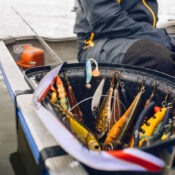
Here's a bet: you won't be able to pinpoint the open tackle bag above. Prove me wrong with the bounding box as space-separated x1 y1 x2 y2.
32 62 175 174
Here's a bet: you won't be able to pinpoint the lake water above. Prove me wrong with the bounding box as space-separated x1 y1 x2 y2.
0 1 175 175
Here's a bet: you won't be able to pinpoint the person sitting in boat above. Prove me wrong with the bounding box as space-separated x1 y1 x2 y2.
74 0 175 76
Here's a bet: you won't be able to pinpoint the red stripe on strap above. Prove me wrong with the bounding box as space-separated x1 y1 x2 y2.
39 77 57 102
107 150 162 172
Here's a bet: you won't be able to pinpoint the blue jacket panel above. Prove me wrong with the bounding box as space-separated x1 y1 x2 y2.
74 0 174 51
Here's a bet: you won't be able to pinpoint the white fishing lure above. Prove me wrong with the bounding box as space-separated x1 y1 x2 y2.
91 77 106 112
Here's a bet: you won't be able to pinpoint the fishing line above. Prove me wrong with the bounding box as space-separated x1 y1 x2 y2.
11 6 63 64
71 95 126 113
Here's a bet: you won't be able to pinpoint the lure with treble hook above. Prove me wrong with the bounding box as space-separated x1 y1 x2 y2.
130 85 157 147
56 75 69 110
65 111 101 151
113 86 144 150
130 101 155 147
120 82 130 110
95 74 115 139
50 85 57 104
103 86 144 151
110 83 122 128
91 76 106 114
64 74 84 123
139 108 167 147
85 58 100 89
51 102 101 151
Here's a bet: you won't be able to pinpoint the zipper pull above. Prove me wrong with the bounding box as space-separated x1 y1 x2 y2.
83 33 95 50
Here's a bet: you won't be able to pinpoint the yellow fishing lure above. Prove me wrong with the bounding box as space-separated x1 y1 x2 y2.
139 108 167 146
65 111 101 151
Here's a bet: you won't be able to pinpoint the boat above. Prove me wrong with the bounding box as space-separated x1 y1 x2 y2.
1 4 175 175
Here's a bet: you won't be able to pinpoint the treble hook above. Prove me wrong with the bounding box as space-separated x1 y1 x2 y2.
141 79 145 93
162 92 169 108
145 82 157 108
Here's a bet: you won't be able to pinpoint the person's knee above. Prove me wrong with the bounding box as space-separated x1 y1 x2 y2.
122 40 175 75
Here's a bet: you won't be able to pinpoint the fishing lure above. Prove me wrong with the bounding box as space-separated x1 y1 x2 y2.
150 107 171 142
131 101 155 147
113 86 144 150
51 102 101 151
85 58 100 89
103 87 144 150
89 58 100 77
130 83 157 147
139 108 167 147
56 75 69 110
95 74 115 139
91 76 106 114
64 74 84 123
120 82 130 110
110 83 122 128
85 59 92 89
50 85 57 104
67 113 101 151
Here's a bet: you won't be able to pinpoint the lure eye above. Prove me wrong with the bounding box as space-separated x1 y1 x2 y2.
88 140 101 151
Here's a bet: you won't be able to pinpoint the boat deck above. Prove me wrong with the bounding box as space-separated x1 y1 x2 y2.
1 1 175 175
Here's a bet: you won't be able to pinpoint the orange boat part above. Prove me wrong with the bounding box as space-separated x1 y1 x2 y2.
16 45 44 69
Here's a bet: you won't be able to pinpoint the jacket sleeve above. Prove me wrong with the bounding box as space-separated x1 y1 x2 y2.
79 0 161 37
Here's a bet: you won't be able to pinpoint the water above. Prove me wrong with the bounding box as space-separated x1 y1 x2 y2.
157 0 175 27
0 1 175 175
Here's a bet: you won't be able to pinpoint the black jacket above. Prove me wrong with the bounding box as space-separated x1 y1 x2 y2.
74 0 175 62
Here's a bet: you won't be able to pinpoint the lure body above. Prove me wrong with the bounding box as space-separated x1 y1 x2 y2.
130 101 155 147
50 86 57 104
103 91 141 150
95 86 113 139
66 112 101 151
52 102 101 152
111 85 122 125
139 108 167 146
95 75 115 139
65 75 84 123
120 84 130 109
114 90 143 149
85 59 92 89
85 58 100 89
56 75 69 110
91 77 106 113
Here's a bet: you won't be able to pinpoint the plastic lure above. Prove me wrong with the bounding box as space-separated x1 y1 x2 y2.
89 58 100 77
103 89 143 150
113 87 144 150
91 76 106 113
85 58 100 89
120 82 130 109
131 101 155 147
139 108 167 147
56 75 69 110
62 109 101 151
150 108 171 142
50 85 57 104
95 74 115 139
110 84 122 127
85 59 92 89
64 74 84 123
